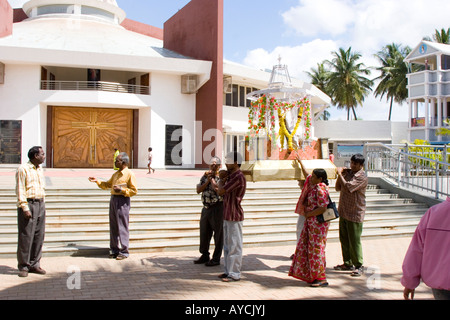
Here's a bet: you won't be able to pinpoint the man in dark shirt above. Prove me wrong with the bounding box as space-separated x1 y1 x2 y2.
217 152 246 282
194 156 223 266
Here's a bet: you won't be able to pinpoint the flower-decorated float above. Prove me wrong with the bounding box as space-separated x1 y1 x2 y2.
241 60 336 182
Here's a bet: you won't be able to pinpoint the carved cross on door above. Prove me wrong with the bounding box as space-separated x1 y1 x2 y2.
71 112 115 164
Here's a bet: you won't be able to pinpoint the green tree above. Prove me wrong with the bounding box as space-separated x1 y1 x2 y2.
306 62 332 120
326 47 374 120
424 28 450 44
373 43 412 120
436 119 450 136
306 62 331 95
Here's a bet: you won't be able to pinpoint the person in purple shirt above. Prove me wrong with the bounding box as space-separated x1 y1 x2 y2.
217 152 246 282
401 197 450 300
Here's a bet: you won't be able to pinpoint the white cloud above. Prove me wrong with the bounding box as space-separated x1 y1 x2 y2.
282 0 355 37
242 0 450 121
243 39 339 82
283 0 450 55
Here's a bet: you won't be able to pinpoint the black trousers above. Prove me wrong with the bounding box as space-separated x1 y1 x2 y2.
17 200 46 271
199 202 224 262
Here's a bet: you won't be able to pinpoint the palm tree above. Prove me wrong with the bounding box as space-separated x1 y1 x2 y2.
306 62 331 96
317 109 331 120
306 62 332 120
424 28 450 44
373 43 412 120
326 47 373 120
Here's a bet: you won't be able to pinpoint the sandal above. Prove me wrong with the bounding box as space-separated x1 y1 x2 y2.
333 264 354 271
222 276 240 282
311 280 329 287
351 266 364 277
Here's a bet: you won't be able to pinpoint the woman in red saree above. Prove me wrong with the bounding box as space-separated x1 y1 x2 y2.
289 168 330 287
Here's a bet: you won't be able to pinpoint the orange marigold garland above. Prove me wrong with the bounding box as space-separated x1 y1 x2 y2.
248 95 311 151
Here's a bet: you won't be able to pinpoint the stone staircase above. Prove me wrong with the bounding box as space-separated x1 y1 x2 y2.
0 184 428 258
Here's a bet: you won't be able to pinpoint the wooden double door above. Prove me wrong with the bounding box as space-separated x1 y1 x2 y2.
51 107 134 168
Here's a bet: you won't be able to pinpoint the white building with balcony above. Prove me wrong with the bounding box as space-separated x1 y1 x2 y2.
0 0 330 168
0 0 215 168
405 40 450 144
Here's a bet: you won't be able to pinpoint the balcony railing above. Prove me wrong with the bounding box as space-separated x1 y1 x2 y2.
41 80 150 95
407 70 450 97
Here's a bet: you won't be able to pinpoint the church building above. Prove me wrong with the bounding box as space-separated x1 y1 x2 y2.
0 0 330 169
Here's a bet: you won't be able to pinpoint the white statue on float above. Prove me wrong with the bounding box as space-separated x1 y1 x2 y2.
242 58 336 182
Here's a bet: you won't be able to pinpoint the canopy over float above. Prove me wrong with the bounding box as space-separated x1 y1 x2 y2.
240 58 336 182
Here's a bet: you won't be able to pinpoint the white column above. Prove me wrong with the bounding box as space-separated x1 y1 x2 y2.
437 97 443 127
408 100 412 129
414 100 419 118
430 98 436 127
443 97 449 119
425 72 429 96
444 97 448 124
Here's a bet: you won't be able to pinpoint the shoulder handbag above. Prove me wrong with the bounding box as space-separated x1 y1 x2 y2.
317 194 339 223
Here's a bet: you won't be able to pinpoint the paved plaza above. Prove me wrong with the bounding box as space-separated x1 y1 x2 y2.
0 167 435 302
0 236 434 301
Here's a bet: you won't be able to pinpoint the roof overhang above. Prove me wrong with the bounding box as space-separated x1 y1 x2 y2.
405 40 450 64
0 45 212 86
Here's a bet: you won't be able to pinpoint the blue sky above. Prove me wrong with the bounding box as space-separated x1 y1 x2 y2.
115 0 300 62
9 0 450 121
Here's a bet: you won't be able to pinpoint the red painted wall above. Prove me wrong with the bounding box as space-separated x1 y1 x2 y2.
121 18 163 40
163 0 224 168
13 8 28 23
0 0 13 38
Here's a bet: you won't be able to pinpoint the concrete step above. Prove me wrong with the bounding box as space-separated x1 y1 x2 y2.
0 222 421 258
0 193 404 204
0 196 427 215
0 206 427 227
0 184 428 257
0 211 423 238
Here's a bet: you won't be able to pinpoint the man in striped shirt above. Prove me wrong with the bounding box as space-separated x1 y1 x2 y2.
334 154 368 277
15 146 47 278
217 152 246 282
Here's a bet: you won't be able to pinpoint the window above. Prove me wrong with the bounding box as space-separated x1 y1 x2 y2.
165 125 183 166
442 55 450 70
226 134 245 158
232 85 239 107
37 5 74 15
81 6 114 21
239 86 245 106
224 85 260 108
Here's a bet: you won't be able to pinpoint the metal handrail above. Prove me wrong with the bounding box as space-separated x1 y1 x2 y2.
40 80 151 95
364 142 449 199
